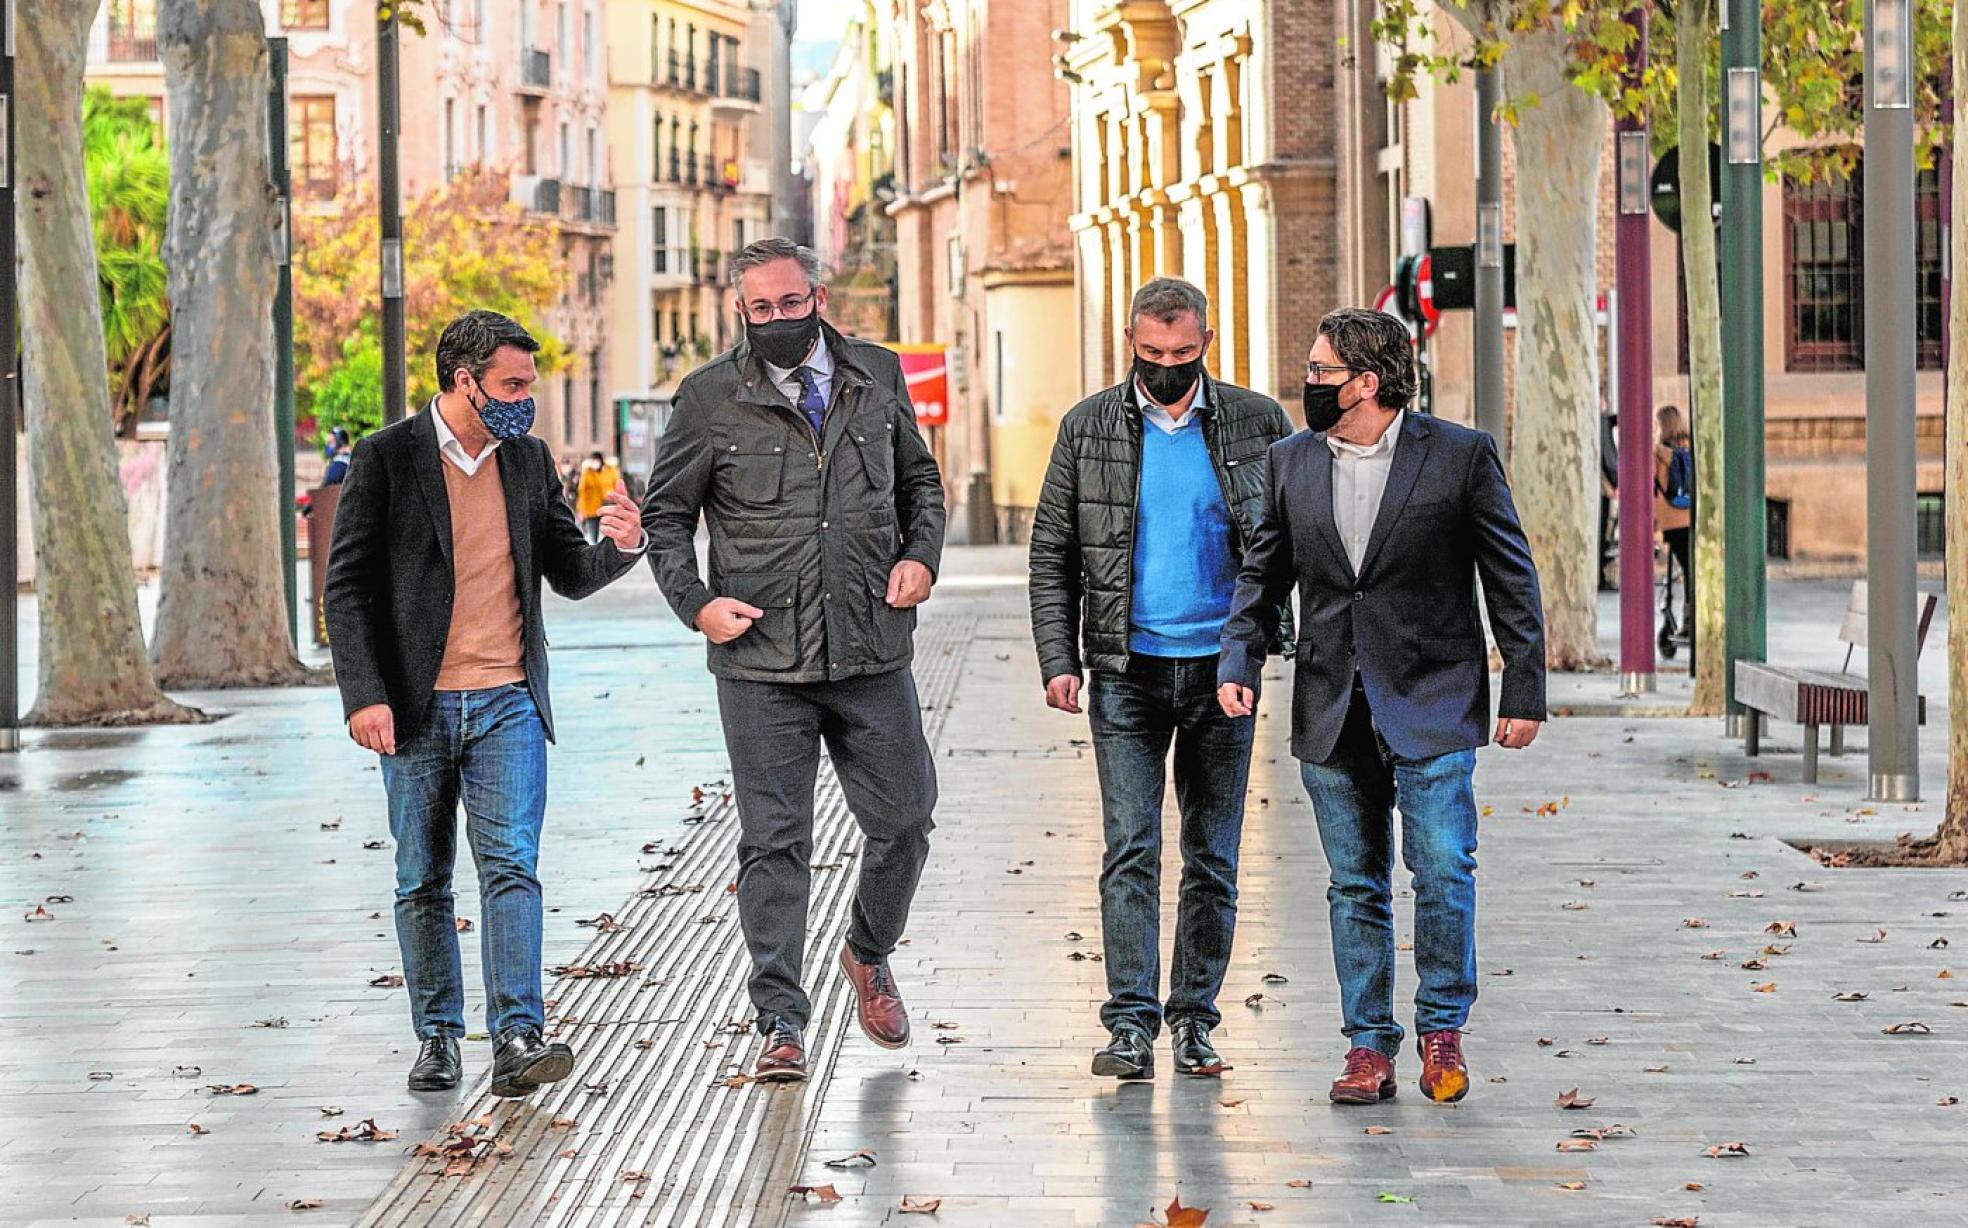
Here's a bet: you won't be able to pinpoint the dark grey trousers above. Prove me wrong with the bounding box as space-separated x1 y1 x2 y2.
715 668 937 1031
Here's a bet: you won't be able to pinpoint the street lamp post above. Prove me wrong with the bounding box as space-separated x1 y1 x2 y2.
1720 0 1767 731
269 37 298 647
0 0 18 755
1615 7 1655 694
1863 0 1921 801
378 6 407 425
1474 63 1506 452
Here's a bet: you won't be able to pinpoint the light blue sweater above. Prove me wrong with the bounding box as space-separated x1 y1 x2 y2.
1129 417 1238 657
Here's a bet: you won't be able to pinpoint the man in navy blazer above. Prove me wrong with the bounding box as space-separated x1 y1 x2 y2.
1218 307 1545 1106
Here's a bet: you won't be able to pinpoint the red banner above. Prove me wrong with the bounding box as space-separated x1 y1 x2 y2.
889 344 949 428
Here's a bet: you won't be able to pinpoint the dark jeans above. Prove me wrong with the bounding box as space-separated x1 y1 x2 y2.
717 668 937 1032
1088 653 1256 1038
1297 688 1479 1059
380 683 548 1039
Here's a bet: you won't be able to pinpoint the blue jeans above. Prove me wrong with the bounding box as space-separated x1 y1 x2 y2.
1298 689 1479 1059
1089 653 1256 1038
380 684 548 1039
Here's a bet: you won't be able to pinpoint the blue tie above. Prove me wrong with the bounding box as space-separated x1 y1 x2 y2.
794 365 826 438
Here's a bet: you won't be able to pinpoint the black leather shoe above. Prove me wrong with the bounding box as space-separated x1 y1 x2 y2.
1091 1026 1154 1080
1170 1020 1229 1076
407 1036 462 1091
490 1026 575 1098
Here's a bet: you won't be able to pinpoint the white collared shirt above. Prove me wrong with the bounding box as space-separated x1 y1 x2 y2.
1327 411 1404 575
761 336 833 409
1133 375 1208 436
430 397 499 476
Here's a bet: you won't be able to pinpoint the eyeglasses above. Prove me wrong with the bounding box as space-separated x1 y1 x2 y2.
740 289 818 325
1305 362 1359 381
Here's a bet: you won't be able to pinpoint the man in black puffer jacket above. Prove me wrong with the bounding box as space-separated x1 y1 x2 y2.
1028 277 1294 1081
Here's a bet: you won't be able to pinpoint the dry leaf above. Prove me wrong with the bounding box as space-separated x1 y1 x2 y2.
1555 1088 1595 1109
1765 921 1798 937
187 1122 209 1136
1701 951 1725 961
206 1083 258 1096
822 1148 878 1170
287 1199 324 1211
1651 1219 1700 1228
1555 1181 1586 1191
1832 991 1869 1002
1859 929 1889 944
1704 1141 1750 1158
1645 1064 1671 1073
1882 1021 1932 1035
1164 1197 1210 1227
1556 1138 1598 1152
368 973 405 988
1751 982 1777 993
1586 1036 1609 1046
1286 1179 1313 1189
1218 1098 1247 1108
1363 1125 1392 1135
1247 1201 1276 1212
317 1118 397 1143
899 1197 942 1214
1681 918 1709 929
789 1183 843 1204
1937 1096 1959 1106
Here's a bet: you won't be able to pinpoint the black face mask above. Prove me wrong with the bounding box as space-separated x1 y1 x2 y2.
1303 375 1363 433
746 312 823 370
1133 355 1203 407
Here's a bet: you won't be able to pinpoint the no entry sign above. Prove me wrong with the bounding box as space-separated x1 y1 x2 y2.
890 344 950 428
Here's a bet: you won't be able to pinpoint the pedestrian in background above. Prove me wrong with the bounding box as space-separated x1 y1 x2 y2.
324 310 646 1099
575 451 612 543
322 427 353 486
640 238 946 1084
1028 277 1293 1082
1653 404 1695 654
1219 307 1547 1107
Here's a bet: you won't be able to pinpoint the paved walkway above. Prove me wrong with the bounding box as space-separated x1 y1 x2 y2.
3 561 1963 1227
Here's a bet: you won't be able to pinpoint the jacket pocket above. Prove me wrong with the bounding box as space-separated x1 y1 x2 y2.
865 575 917 661
718 444 786 506
849 417 895 496
715 572 800 671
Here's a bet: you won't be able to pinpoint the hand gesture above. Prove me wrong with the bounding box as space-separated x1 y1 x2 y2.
598 489 643 551
696 597 765 644
1494 717 1541 749
349 703 397 755
1217 683 1255 719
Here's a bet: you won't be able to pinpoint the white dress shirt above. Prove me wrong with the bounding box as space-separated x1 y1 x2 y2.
427 398 646 553
429 397 500 476
1327 411 1404 575
761 335 833 408
1132 375 1207 435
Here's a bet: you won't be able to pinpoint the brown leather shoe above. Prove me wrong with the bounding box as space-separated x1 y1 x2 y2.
1329 1046 1397 1104
754 1021 808 1083
1418 1029 1469 1103
838 943 910 1049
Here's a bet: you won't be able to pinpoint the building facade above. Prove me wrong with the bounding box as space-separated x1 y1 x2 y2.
800 2 899 344
884 0 1077 543
1062 0 1339 413
605 0 783 481
89 0 621 465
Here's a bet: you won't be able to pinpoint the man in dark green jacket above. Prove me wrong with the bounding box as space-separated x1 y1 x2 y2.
640 238 946 1083
1027 277 1294 1081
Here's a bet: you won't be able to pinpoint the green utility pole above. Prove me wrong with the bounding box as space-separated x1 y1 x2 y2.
1719 0 1766 728
269 37 298 646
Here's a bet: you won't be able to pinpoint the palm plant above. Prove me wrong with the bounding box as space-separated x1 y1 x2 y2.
83 86 172 435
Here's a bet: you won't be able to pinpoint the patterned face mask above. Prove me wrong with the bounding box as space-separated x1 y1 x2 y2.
468 377 537 440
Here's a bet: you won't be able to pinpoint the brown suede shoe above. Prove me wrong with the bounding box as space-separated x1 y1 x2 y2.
838 943 911 1049
1418 1029 1469 1103
754 1021 808 1083
1329 1046 1398 1104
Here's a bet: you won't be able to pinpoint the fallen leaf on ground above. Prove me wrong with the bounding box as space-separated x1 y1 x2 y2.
932 1020 961 1030
368 973 405 988
317 1118 397 1143
1734 1056 1757 1064
1832 992 1869 1002
1219 1098 1246 1108
319 1106 344 1117
552 962 643 979
187 1122 208 1135
1741 959 1768 971
287 1199 323 1211
1561 901 1590 911
1882 1021 1932 1035
1556 1138 1598 1152
1586 1036 1609 1046
935 1035 965 1045
1931 937 1951 949
1729 890 1765 899
1704 1141 1750 1158
1556 1088 1595 1109
1651 1219 1700 1228
1247 1200 1276 1211
1286 1179 1313 1189
1789 881 1824 893
1555 1181 1586 1190
1682 918 1709 929
1262 973 1289 984
454 917 474 932
206 1084 258 1096
899 1197 942 1214
1364 1125 1392 1135
1765 921 1798 937
1701 951 1725 960
1762 944 1793 956
1859 929 1889 943
1490 968 1514 977
1645 1064 1671 1073
1751 982 1777 993
1684 1182 1704 1191
1536 1037 1555 1047
822 1148 878 1170
1938 1096 1959 1106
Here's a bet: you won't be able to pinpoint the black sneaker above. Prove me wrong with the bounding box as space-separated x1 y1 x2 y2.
1091 1025 1154 1080
407 1036 462 1091
490 1026 575 1098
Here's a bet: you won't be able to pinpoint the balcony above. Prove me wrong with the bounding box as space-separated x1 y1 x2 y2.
652 247 692 288
708 156 738 193
683 156 700 187
520 47 552 92
695 249 724 286
105 28 158 62
711 66 763 113
598 189 617 226
666 150 682 182
663 48 682 88
561 186 618 231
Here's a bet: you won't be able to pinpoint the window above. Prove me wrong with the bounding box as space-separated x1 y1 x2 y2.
282 0 329 30
557 2 569 57
653 206 669 272
560 121 571 182
105 0 158 60
290 95 338 199
562 376 576 446
1766 498 1791 561
1916 493 1945 558
587 127 599 188
476 104 490 164
585 9 596 80
443 98 456 178
1784 162 1945 372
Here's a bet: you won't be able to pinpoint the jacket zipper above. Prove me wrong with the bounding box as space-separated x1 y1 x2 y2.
1198 390 1246 552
